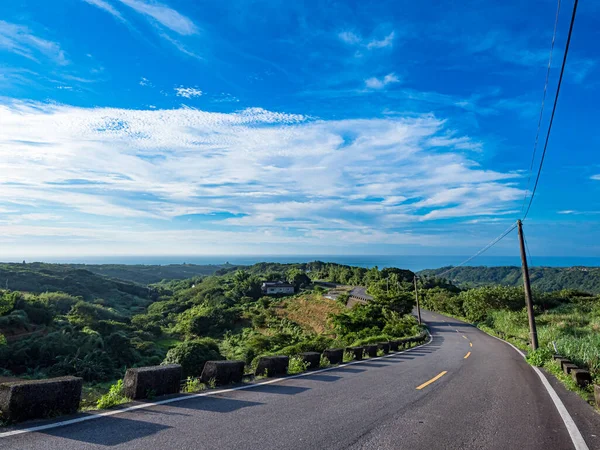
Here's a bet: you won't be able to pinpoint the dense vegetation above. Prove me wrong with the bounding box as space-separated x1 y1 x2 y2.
1 262 228 288
0 261 421 392
419 266 600 294
417 277 600 384
3 260 597 406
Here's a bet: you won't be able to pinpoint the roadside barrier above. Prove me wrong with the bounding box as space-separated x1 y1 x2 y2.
364 345 378 357
0 376 82 423
347 346 364 360
377 343 390 354
322 349 343 365
255 356 289 377
123 364 182 400
200 361 245 386
298 352 321 370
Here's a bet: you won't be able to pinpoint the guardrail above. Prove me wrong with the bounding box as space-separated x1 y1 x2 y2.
0 331 430 424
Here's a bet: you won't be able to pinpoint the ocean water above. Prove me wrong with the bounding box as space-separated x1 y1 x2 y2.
25 255 600 272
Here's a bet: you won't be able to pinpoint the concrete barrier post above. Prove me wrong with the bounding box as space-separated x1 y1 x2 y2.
377 343 390 354
200 361 245 386
365 345 378 357
323 349 343 365
594 385 600 407
0 376 82 423
389 341 399 352
299 352 321 370
347 347 364 361
562 363 578 375
571 369 592 387
123 364 182 400
255 356 289 377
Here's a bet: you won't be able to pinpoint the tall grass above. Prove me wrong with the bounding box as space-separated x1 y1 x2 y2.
485 304 600 382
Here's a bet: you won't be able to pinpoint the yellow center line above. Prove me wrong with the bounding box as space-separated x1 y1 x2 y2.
464 351 471 359
470 342 473 347
462 335 468 339
416 371 448 390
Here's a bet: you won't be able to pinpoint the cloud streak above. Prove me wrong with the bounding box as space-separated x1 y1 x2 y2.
117 0 198 35
0 20 68 65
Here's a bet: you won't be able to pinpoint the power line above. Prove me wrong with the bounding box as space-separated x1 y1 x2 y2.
524 233 534 268
523 0 579 220
520 0 562 216
436 222 518 279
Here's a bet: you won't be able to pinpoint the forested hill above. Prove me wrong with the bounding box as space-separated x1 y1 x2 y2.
418 266 600 294
0 263 157 315
66 263 228 284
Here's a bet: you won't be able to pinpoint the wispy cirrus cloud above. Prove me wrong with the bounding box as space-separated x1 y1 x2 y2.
366 31 395 49
0 101 524 255
81 0 127 23
591 174 600 181
0 20 68 65
117 0 198 35
339 30 396 51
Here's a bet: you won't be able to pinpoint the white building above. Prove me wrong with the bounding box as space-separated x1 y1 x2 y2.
262 281 295 295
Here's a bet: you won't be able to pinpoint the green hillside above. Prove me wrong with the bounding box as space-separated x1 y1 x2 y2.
418 266 600 294
0 263 157 315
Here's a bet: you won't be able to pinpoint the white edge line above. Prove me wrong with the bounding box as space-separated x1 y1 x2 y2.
480 329 589 450
0 332 434 439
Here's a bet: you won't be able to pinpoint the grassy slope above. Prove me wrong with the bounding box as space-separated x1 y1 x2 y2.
274 293 344 334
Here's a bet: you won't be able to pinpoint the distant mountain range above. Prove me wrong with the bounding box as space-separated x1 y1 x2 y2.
418 266 600 294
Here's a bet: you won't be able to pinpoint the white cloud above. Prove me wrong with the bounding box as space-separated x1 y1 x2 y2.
367 31 395 49
0 101 523 253
82 0 126 23
339 30 395 50
117 0 198 35
175 86 202 98
338 31 361 45
365 73 400 90
0 20 68 65
139 77 152 86
591 174 600 181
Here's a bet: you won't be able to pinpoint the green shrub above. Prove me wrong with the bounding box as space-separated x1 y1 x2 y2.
343 350 354 363
525 347 553 367
183 377 205 393
288 356 310 375
163 338 224 378
319 355 331 368
96 380 129 409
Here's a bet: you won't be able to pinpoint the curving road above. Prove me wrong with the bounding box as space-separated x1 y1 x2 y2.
1 310 597 449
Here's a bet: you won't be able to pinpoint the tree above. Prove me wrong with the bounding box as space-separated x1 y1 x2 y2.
163 338 224 378
287 268 310 291
0 291 20 315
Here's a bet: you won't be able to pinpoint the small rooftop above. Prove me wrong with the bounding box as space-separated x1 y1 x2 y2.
262 281 294 287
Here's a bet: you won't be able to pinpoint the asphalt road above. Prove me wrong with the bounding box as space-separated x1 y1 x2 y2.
2 310 595 449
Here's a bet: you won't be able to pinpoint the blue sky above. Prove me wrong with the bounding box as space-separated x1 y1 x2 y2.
0 0 598 259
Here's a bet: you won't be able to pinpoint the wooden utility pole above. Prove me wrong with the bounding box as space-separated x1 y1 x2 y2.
413 276 422 324
517 220 539 350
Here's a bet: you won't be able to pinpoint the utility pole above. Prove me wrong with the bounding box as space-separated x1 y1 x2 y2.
413 276 422 324
517 220 539 350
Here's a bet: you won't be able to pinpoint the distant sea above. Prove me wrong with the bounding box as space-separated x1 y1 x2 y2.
18 255 600 272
